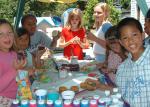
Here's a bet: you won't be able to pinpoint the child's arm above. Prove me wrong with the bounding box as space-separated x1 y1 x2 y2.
86 31 106 48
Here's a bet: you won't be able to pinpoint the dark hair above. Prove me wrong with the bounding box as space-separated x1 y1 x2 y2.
145 8 150 18
21 14 37 25
116 17 143 39
105 25 118 40
16 27 29 37
0 19 15 51
16 27 30 46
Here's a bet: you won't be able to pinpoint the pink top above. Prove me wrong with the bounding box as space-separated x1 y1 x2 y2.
107 50 122 82
0 51 18 99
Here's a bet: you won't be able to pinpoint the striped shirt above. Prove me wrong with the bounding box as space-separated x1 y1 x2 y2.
116 45 150 107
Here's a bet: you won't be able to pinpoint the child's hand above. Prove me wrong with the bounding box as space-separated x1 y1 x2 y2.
86 31 96 41
13 58 27 70
36 48 46 58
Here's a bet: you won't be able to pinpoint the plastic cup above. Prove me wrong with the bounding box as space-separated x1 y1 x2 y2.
47 92 59 101
35 89 47 100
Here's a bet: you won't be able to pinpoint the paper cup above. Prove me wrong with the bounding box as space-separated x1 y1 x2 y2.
47 92 59 101
35 89 47 100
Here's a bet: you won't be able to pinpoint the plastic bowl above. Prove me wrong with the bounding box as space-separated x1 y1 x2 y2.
61 90 75 100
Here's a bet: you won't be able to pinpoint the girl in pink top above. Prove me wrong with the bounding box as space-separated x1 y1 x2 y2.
97 26 127 83
0 19 26 107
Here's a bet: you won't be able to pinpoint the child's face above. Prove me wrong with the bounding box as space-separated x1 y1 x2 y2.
23 17 37 35
70 15 80 28
144 18 150 36
0 24 14 52
107 40 122 53
119 25 144 55
15 34 29 50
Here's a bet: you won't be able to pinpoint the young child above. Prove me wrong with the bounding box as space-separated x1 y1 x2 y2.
59 8 89 60
0 19 25 107
85 17 149 106
98 26 127 83
15 27 47 68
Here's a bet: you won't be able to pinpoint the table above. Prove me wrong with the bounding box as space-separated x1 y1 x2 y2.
31 59 105 100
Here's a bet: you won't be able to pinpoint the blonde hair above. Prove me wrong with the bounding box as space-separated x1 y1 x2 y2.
93 2 110 28
65 8 83 29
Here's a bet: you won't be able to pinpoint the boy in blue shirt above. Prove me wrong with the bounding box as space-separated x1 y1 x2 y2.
86 17 150 107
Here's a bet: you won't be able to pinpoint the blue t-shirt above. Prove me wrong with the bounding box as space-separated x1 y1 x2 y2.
27 30 52 53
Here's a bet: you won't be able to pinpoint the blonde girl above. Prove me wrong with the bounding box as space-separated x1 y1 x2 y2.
59 8 89 60
0 19 25 106
87 2 112 63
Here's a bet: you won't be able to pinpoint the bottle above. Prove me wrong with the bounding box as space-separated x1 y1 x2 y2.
38 100 46 107
11 99 19 107
59 66 67 79
46 100 53 107
98 99 106 107
110 98 123 107
20 100 29 107
90 100 98 107
81 100 89 107
64 100 72 107
29 100 37 107
54 100 63 107
93 95 100 103
100 90 112 106
73 100 80 107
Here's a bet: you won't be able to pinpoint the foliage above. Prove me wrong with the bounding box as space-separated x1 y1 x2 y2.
83 0 122 27
83 0 99 28
106 0 122 25
0 0 126 27
120 0 131 9
0 0 18 24
0 0 74 24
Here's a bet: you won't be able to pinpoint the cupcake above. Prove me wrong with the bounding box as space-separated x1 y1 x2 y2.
70 86 79 93
59 86 67 93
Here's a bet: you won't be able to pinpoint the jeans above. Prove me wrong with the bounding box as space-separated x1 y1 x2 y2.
95 54 106 63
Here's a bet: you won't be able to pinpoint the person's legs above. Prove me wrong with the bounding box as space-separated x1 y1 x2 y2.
95 54 106 63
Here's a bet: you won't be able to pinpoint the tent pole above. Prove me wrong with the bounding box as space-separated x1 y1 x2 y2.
14 0 25 29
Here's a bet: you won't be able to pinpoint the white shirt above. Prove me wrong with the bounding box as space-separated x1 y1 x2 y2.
93 22 112 55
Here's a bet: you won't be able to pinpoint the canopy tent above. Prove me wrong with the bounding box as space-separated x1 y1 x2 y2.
14 0 149 29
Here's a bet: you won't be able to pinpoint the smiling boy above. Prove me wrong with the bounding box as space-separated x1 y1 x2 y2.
86 17 150 107
115 17 150 107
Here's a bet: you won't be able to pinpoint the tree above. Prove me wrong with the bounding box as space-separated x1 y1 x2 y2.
83 0 121 28
0 0 75 24
83 0 99 28
106 0 121 25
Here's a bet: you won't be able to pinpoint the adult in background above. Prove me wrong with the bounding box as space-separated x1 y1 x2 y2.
144 8 150 46
86 2 112 63
21 14 60 53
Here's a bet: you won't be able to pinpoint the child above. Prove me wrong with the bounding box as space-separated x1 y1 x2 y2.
15 27 43 70
59 8 89 60
0 19 25 107
86 2 112 63
85 17 149 106
98 26 127 83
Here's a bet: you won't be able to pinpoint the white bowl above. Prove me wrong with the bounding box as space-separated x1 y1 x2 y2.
61 90 75 100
